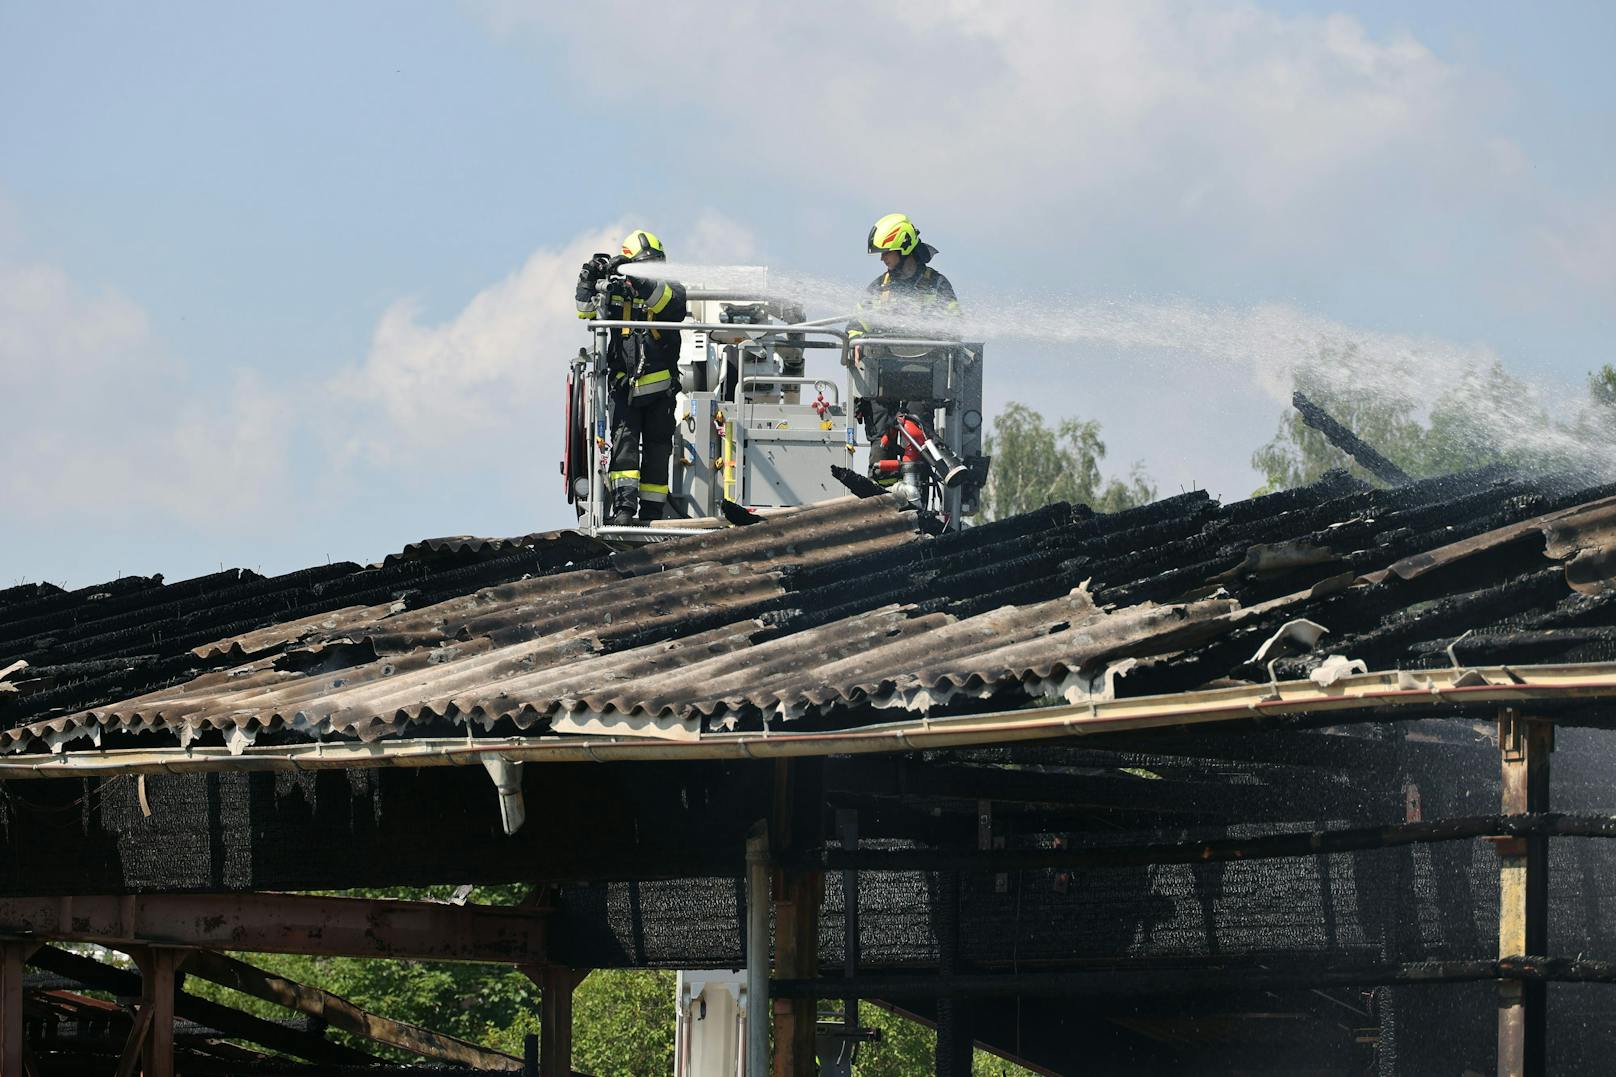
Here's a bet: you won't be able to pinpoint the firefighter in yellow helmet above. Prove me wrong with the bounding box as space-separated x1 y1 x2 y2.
851 213 960 338
849 213 963 491
575 230 687 525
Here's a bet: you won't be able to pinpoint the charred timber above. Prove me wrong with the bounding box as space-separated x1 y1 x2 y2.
25 946 376 1065
772 955 1616 1000
182 950 522 1071
1291 390 1412 486
803 812 1616 873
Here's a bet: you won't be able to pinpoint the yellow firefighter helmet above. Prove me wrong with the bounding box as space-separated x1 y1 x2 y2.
620 230 666 263
866 213 920 256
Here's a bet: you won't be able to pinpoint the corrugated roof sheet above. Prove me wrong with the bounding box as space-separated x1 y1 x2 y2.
7 470 1616 756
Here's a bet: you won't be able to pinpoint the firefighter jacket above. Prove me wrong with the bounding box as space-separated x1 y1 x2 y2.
577 277 688 401
848 265 960 340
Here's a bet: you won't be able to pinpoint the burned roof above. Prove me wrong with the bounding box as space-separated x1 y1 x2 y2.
6 466 1616 759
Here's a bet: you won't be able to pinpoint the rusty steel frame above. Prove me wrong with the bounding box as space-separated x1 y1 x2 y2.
0 891 547 964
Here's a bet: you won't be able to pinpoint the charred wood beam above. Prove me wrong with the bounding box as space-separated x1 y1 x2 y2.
829 757 1384 820
1069 726 1492 769
824 793 1224 847
773 955 1616 1001
1497 708 1552 1077
2 941 40 1077
0 892 547 963
1291 391 1411 486
800 812 1616 873
183 950 522 1071
131 947 180 1077
26 946 375 1065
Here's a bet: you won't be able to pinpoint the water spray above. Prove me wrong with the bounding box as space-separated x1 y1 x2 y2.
608 258 1616 481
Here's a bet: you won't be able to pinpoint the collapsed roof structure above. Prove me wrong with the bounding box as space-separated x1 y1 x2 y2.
6 463 1616 1075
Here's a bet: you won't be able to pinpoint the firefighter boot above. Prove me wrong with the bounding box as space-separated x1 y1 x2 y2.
609 487 638 526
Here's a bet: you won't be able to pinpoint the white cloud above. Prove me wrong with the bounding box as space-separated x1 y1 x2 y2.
330 223 622 464
328 211 756 469
1 212 757 580
467 0 1487 250
0 262 290 528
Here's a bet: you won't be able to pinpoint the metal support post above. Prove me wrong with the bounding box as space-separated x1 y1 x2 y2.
2 941 40 1077
1496 707 1552 1077
746 824 771 1077
935 870 973 1076
837 808 860 1040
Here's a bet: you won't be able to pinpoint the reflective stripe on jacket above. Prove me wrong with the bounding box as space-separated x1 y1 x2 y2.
582 279 688 397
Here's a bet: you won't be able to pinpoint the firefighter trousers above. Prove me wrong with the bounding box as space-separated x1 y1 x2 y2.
608 386 676 512
858 397 903 477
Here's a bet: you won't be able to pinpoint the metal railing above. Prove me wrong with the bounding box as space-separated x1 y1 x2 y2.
578 316 975 537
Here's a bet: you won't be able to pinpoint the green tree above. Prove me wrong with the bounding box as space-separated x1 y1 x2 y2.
489 970 676 1076
850 1003 1040 1075
1589 364 1616 410
1249 346 1429 494
1250 350 1580 494
981 402 1155 520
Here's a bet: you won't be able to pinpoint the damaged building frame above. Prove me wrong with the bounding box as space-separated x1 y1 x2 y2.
9 457 1616 1074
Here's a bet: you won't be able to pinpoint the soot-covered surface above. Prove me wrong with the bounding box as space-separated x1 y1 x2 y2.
9 469 1616 1074
6 467 1616 757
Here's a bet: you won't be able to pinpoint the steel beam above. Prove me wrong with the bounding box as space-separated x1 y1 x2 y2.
0 892 546 963
745 825 770 1077
1497 708 1552 1077
773 955 1616 1000
184 949 521 1071
804 812 1616 873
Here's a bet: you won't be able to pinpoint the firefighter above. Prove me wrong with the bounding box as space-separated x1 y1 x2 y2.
849 213 961 487
575 230 687 525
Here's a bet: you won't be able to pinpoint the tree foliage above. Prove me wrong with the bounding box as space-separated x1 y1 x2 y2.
1249 346 1589 494
192 918 1035 1075
981 402 1155 520
850 1004 1040 1075
487 970 676 1076
186 885 541 1060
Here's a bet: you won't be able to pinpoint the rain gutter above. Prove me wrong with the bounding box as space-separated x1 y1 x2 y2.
3 662 1615 779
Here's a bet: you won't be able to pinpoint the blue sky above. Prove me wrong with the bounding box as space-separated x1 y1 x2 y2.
3 1 1613 587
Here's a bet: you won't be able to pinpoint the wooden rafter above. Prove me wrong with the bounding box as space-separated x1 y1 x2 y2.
184 950 522 1071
